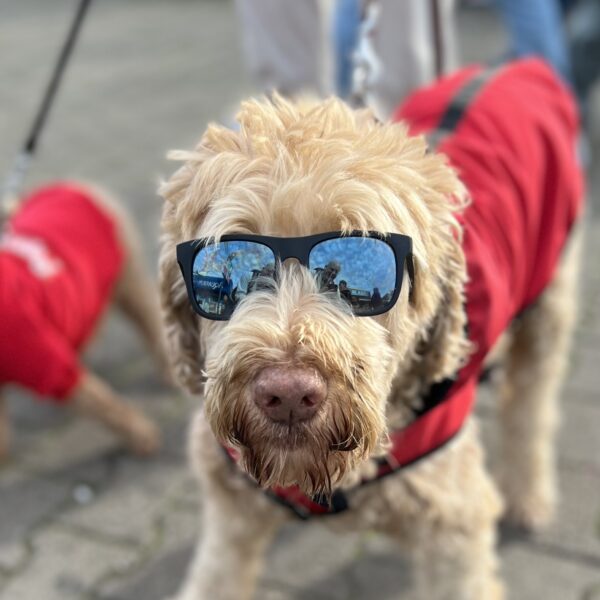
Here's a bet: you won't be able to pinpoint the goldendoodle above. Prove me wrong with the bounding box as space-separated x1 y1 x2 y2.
0 182 166 458
159 59 584 599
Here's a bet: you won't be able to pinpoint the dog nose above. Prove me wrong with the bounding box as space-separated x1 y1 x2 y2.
253 367 327 424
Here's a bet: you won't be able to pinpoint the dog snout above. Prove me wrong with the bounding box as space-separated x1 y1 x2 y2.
253 367 327 424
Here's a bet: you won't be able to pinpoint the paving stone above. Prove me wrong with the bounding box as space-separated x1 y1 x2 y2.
584 581 600 600
569 342 600 398
6 390 191 479
0 528 138 600
167 474 201 510
0 544 27 575
347 554 411 600
0 476 69 570
57 456 190 544
99 543 194 600
5 389 68 434
10 418 121 477
530 467 600 559
96 509 199 600
501 544 600 600
257 523 364 600
558 394 600 468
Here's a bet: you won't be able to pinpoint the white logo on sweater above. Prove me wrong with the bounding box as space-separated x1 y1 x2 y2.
0 231 63 279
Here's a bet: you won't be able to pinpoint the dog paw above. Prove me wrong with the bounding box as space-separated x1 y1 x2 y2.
125 415 162 457
0 428 10 463
484 579 506 600
162 593 201 600
502 493 555 532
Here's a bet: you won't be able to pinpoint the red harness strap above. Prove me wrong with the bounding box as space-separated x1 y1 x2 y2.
224 375 476 519
276 378 477 519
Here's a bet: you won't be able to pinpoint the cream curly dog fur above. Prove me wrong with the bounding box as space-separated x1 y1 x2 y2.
158 94 581 600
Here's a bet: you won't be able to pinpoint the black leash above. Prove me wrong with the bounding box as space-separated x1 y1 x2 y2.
430 0 444 80
1 0 93 219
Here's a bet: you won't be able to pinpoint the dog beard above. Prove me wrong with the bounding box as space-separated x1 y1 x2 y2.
208 383 384 497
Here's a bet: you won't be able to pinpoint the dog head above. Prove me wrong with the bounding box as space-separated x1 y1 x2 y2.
159 96 469 495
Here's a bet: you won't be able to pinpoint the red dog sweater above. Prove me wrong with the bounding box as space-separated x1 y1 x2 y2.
0 183 124 401
252 59 584 518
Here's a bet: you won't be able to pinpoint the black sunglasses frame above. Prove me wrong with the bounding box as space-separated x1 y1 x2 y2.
176 231 414 321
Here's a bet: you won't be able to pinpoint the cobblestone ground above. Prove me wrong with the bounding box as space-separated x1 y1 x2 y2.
1 2 599 599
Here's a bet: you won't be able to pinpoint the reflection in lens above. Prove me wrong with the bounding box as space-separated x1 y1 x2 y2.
192 241 275 317
309 237 397 315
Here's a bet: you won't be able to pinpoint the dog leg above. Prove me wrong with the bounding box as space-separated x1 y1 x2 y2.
409 534 504 600
0 392 9 461
382 423 504 600
408 518 504 600
71 370 161 456
170 414 287 600
498 225 583 530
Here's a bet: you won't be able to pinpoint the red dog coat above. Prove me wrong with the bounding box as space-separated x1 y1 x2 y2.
244 59 584 518
0 183 124 401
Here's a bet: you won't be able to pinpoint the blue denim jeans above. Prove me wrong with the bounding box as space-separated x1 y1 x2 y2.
494 0 573 85
332 0 361 98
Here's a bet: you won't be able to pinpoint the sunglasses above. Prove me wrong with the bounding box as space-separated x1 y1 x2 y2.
176 231 414 321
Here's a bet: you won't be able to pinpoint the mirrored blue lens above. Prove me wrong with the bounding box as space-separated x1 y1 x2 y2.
309 237 397 315
192 241 276 317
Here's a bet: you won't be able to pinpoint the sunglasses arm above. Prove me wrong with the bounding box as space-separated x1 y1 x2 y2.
406 254 416 305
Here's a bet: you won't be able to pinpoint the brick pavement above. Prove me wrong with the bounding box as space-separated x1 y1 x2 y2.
0 2 599 599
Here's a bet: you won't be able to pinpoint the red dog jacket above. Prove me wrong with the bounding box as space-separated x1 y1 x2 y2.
245 59 584 518
0 183 124 401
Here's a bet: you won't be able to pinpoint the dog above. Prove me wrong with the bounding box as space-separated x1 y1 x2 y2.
158 59 584 599
0 181 167 459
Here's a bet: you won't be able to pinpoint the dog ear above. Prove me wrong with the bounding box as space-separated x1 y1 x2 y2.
158 183 206 394
418 252 470 383
157 124 252 393
402 149 472 383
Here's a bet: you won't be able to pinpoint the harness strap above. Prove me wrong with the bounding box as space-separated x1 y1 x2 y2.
427 66 500 148
261 377 475 518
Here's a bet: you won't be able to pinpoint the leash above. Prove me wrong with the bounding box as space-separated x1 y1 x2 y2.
349 0 381 108
430 0 444 79
1 0 93 225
